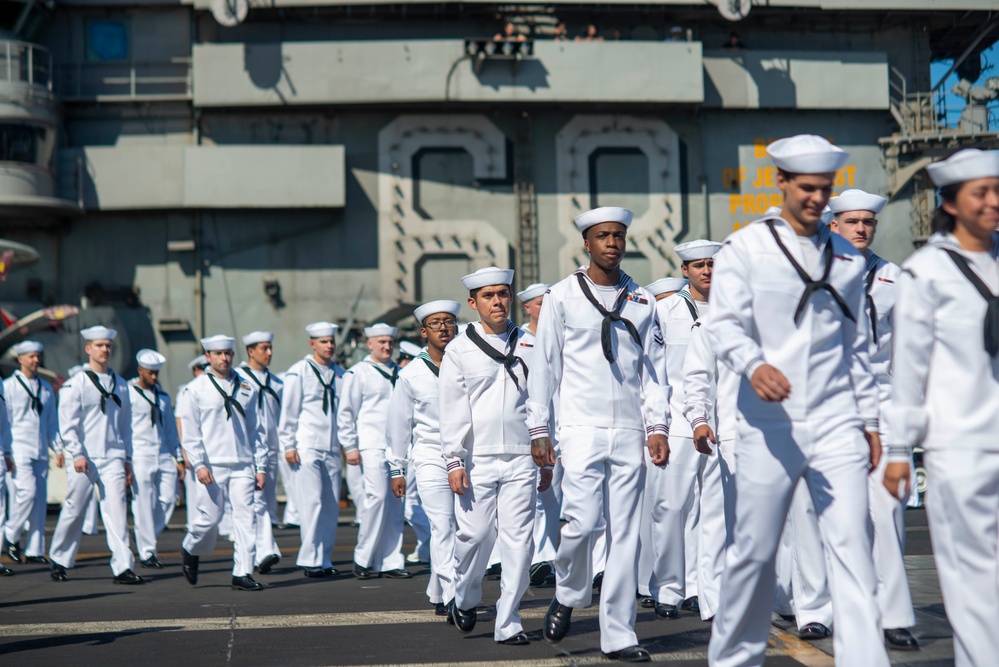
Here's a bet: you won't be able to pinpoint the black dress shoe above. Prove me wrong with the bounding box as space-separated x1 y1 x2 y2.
884 628 919 651
592 571 604 594
51 563 68 582
353 563 379 580
304 567 329 578
604 646 651 662
25 555 49 565
182 549 199 586
681 596 699 613
445 598 456 625
114 569 145 585
799 623 831 639
257 554 280 574
383 568 412 579
497 632 530 645
485 563 502 577
452 605 476 633
231 575 264 591
639 595 656 609
140 556 164 569
4 539 22 564
655 603 679 619
435 602 447 616
544 597 573 643
0 564 14 577
529 561 552 586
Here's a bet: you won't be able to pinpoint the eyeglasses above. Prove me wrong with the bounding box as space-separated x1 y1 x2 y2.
425 320 457 331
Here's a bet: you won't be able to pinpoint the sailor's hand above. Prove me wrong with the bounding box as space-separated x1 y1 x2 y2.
4 456 13 474
693 424 716 455
750 364 791 402
391 477 406 498
531 437 556 467
176 460 186 476
448 469 469 496
648 434 670 467
346 450 361 466
255 473 266 491
865 430 882 472
55 452 65 468
285 449 301 466
73 457 88 474
538 467 553 493
124 461 133 487
883 462 911 501
196 467 214 486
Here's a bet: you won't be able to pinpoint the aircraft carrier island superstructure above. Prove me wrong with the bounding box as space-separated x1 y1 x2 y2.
0 0 996 392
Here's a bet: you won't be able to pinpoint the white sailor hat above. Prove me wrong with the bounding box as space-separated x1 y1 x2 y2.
767 135 849 175
926 149 999 188
646 277 688 296
364 322 398 339
187 355 208 370
413 300 461 323
136 349 166 371
461 267 514 291
242 331 274 346
828 189 887 214
12 341 43 355
200 335 235 352
67 364 86 378
516 283 549 303
81 325 117 341
398 341 423 359
820 206 834 225
573 206 634 234
306 322 338 339
674 240 722 262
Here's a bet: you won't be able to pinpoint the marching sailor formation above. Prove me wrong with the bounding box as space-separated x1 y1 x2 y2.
1 137 996 667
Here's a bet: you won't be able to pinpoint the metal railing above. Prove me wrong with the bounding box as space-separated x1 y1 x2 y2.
55 58 191 101
0 40 52 89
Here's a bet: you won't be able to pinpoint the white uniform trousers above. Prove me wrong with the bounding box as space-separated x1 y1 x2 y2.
353 449 405 572
453 453 536 642
649 436 705 606
773 516 795 617
50 457 135 576
69 463 99 535
414 457 456 604
697 441 736 620
557 426 645 654
182 463 256 576
345 459 366 526
637 448 655 597
293 450 341 569
254 452 281 565
404 466 432 563
707 416 889 667
533 461 562 564
131 453 180 560
924 447 999 667
5 460 48 557
868 448 915 629
278 455 300 526
788 480 833 629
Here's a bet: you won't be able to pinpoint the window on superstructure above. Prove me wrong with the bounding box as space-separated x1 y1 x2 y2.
86 20 129 62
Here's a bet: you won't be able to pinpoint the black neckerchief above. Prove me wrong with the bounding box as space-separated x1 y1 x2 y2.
864 258 879 341
15 374 41 414
575 272 642 363
464 323 528 388
306 361 336 415
421 357 440 378
765 221 856 325
243 366 280 410
131 384 162 427
84 370 122 414
678 290 699 321
207 372 246 421
368 361 399 388
942 248 999 356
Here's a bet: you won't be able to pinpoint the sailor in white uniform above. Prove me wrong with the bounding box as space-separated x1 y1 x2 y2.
50 325 143 585
176 355 207 535
705 135 890 667
529 207 671 662
884 149 999 667
57 364 100 538
829 188 919 650
279 322 345 578
648 240 721 619
239 331 283 575
3 341 57 568
386 300 461 615
442 267 544 645
340 323 411 579
180 335 268 591
128 349 181 569
398 340 432 566
0 359 12 576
